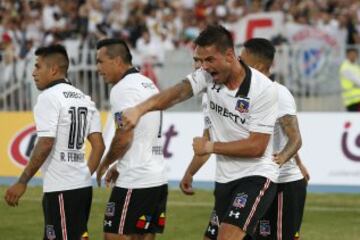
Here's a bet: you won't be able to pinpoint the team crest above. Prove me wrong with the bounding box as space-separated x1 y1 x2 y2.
114 112 123 128
235 98 250 113
210 210 219 226
233 193 248 208
136 215 152 229
105 202 115 217
259 220 271 236
46 225 56 240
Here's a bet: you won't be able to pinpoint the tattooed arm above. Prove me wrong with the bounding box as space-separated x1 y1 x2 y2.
273 115 302 165
294 153 310 182
121 80 194 130
4 137 54 206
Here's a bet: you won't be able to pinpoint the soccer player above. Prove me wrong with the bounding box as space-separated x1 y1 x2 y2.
95 38 167 240
4 44 105 240
239 38 309 240
120 25 279 240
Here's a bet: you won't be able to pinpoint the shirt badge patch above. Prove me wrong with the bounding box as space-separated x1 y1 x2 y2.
105 202 115 217
233 193 248 208
114 112 123 129
235 98 250 113
259 220 271 236
46 225 56 240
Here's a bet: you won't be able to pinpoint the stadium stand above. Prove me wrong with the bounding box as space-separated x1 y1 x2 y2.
1 0 360 111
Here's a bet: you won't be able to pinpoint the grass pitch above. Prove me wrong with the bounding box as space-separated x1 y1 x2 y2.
0 186 359 239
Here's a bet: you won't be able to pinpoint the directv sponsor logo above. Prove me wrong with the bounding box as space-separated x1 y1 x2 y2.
209 100 246 124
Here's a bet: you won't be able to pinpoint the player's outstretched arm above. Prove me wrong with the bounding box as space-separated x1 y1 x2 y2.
294 154 310 182
193 132 270 158
4 137 54 207
121 80 193 130
273 115 302 165
87 132 105 175
180 129 211 195
96 128 133 186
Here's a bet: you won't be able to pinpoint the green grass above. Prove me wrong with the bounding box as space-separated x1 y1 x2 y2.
0 186 359 239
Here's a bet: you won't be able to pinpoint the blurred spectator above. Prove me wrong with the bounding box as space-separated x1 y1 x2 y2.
1 0 360 113
0 0 359 69
2 32 16 84
106 1 127 38
339 48 360 111
136 29 157 61
42 0 67 44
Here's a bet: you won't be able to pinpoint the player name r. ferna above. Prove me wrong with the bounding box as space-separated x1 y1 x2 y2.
60 152 85 163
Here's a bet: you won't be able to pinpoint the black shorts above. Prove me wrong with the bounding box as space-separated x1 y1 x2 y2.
42 186 92 240
103 184 168 235
254 178 307 240
204 176 277 240
294 178 307 239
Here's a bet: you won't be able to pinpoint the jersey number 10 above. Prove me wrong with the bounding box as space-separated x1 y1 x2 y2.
68 106 88 150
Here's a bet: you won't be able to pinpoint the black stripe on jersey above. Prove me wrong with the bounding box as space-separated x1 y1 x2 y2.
235 60 251 98
44 79 71 89
121 67 140 79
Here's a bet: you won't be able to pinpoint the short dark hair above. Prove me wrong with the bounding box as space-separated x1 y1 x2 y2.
346 47 358 54
194 25 234 53
96 38 132 64
243 38 275 63
35 44 69 72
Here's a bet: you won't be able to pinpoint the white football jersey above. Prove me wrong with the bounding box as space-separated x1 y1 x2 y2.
34 80 102 192
110 69 167 189
273 82 303 183
187 64 279 183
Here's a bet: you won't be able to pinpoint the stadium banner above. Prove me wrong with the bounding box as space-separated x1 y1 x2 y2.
230 11 284 46
2 112 360 187
0 112 38 177
284 22 346 94
0 112 108 177
297 112 360 186
103 112 360 186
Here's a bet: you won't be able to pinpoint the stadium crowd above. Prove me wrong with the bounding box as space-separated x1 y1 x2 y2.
1 0 360 112
1 0 360 65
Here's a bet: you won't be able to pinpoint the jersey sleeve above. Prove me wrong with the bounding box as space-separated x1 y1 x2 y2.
186 69 211 96
278 85 296 118
248 83 278 134
202 94 211 129
110 84 142 128
88 107 102 134
33 93 60 138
